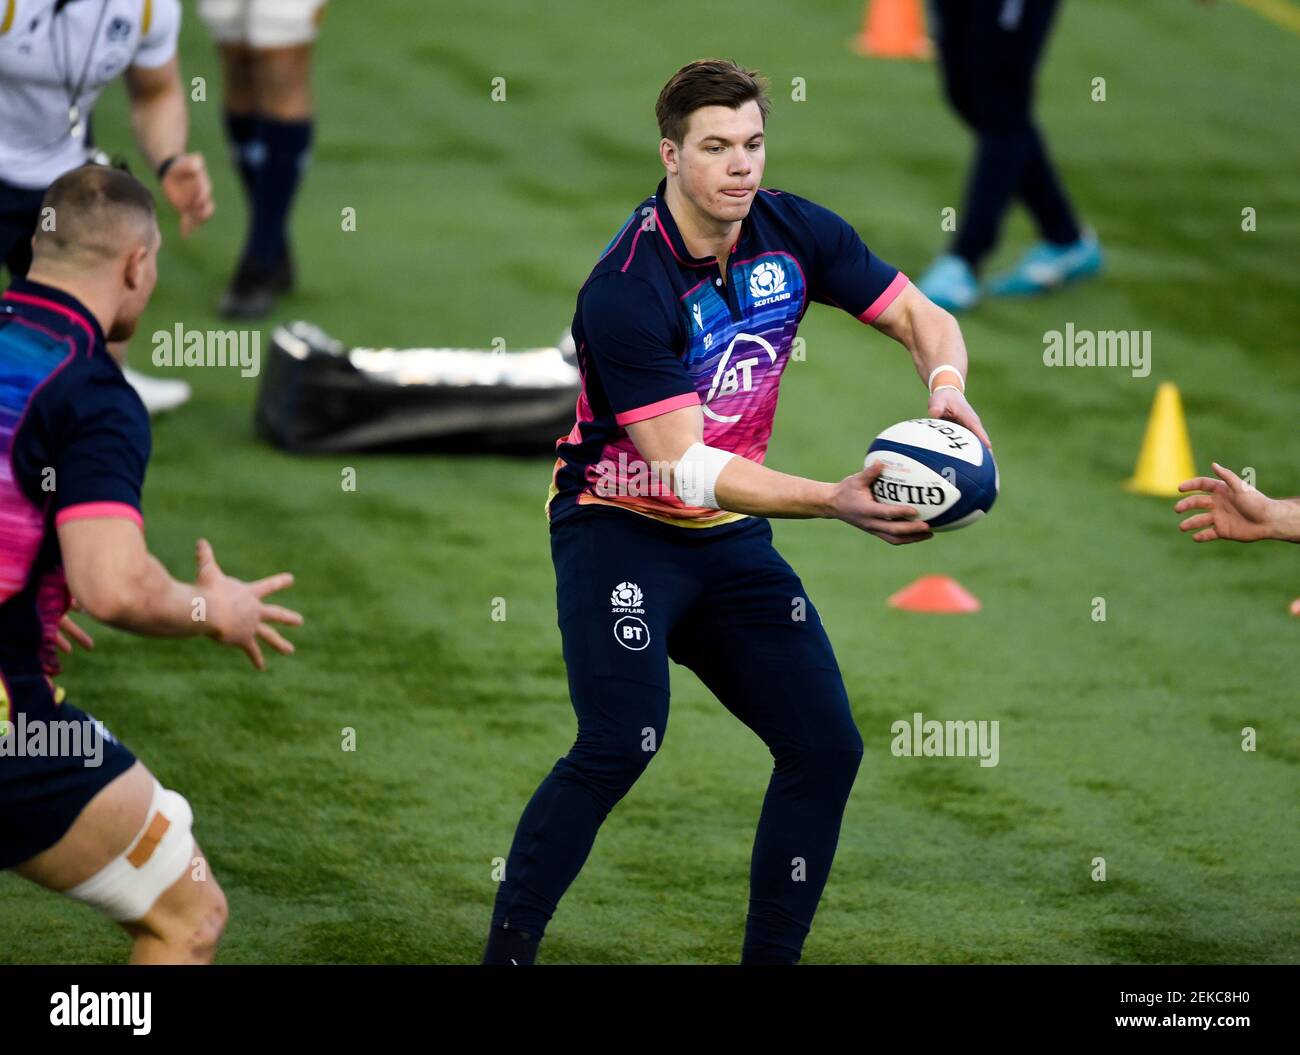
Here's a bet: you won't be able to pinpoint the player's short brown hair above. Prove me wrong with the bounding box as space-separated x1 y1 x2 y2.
33 164 157 262
655 59 771 145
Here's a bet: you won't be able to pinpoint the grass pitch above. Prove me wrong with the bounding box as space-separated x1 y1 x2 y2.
1 0 1297 964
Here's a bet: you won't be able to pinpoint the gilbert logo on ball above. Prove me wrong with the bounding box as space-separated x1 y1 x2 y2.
865 418 998 531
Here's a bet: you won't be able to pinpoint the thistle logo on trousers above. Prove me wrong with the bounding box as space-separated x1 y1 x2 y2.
610 582 649 650
610 582 643 611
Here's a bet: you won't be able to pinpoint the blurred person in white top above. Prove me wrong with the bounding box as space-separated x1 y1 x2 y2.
0 0 214 413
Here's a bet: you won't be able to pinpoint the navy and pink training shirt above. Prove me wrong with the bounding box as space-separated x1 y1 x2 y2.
0 277 149 692
547 177 908 529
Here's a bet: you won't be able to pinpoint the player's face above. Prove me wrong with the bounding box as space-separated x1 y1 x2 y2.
110 223 160 342
674 101 765 225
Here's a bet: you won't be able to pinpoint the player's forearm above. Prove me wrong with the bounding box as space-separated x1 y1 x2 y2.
129 79 189 172
90 553 212 638
907 305 968 393
711 456 834 519
1267 496 1300 542
873 285 970 393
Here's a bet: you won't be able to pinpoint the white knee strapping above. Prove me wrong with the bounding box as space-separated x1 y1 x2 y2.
198 0 250 44
673 442 736 510
199 0 327 48
65 781 195 923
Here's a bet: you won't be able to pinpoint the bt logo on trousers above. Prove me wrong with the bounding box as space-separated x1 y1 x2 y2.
704 333 777 423
614 616 650 650
610 581 650 651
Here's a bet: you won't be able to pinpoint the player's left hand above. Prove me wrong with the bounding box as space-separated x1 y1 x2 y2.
54 611 94 654
161 153 215 237
928 386 992 450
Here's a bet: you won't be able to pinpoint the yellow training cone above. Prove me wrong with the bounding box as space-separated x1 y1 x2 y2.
1124 381 1196 497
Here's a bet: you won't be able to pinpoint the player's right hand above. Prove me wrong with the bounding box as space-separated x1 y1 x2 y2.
1174 462 1275 543
162 153 216 237
194 538 303 670
830 461 934 545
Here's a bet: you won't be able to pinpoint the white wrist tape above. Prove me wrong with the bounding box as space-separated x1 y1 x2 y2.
927 364 965 393
673 442 736 509
65 779 196 922
931 384 964 397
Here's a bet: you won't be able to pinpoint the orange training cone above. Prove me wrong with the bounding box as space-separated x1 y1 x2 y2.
853 0 932 59
888 575 981 614
1123 381 1196 497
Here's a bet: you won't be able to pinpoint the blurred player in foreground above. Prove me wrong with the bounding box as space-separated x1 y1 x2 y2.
915 0 1102 311
200 0 327 318
0 166 301 963
1176 462 1300 614
483 59 991 965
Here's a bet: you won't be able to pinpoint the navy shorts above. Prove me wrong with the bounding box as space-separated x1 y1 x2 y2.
0 674 137 870
0 178 44 279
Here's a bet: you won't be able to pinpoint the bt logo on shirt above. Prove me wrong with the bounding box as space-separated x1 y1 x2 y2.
703 333 777 423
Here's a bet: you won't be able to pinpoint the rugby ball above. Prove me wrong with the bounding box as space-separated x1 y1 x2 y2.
865 418 998 531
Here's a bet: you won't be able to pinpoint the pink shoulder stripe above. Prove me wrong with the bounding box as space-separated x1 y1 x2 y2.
619 225 645 272
2 290 96 345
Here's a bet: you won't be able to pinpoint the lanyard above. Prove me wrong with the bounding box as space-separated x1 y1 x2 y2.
52 0 112 140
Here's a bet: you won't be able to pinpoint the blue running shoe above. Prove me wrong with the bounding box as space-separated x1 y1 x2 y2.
915 253 980 312
986 229 1103 296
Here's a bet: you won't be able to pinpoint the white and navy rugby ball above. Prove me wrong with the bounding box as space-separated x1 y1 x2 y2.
864 418 998 532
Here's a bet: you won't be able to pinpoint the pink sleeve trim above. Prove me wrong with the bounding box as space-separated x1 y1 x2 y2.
856 272 910 324
55 502 144 529
615 391 700 426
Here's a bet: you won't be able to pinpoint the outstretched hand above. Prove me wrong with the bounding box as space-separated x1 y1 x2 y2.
195 538 302 669
1173 463 1274 543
